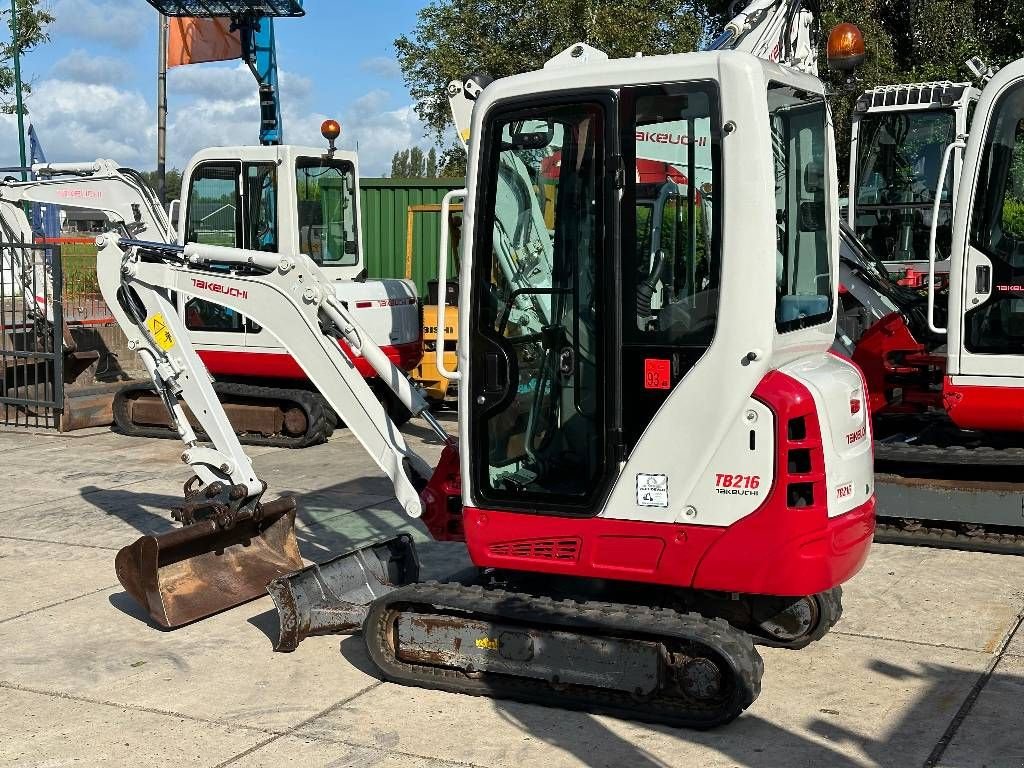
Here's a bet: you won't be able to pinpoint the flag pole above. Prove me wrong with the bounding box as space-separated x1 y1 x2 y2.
157 12 168 204
10 0 27 181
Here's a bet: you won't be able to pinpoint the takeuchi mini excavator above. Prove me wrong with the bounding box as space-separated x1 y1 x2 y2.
94 12 877 724
0 138 422 446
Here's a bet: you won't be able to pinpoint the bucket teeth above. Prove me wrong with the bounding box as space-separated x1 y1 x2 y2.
115 497 303 628
268 534 420 652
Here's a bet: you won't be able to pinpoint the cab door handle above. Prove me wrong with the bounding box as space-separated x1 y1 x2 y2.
976 265 991 294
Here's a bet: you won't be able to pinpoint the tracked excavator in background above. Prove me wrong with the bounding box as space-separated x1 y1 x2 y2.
94 0 879 727
0 141 422 447
840 57 1024 553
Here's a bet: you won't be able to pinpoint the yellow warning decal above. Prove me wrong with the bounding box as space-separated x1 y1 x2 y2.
475 637 498 651
146 313 175 351
459 127 471 142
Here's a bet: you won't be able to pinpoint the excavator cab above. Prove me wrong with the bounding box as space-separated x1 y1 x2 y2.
939 60 1024 430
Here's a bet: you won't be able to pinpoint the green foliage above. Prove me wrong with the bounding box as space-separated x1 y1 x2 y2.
391 146 444 178
0 0 54 114
1003 199 1024 239
437 146 467 178
395 0 702 145
139 169 183 201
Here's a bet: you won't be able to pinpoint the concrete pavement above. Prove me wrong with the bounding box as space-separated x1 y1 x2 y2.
1 417 1022 767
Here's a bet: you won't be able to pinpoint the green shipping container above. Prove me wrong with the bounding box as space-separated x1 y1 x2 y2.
359 178 466 298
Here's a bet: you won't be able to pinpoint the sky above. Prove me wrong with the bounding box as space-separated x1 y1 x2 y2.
0 0 439 176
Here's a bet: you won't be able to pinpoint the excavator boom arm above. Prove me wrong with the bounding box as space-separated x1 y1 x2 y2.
96 236 440 518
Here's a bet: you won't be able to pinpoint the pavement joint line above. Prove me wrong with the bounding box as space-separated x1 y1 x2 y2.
831 629 991 655
0 534 118 551
923 608 1024 768
0 470 193 517
0 680 274 736
0 584 119 625
211 681 384 768
285 730 494 768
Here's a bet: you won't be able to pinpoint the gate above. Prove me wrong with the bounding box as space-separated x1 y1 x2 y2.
0 238 64 428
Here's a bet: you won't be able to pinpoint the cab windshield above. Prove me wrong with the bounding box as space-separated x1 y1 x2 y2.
295 158 358 266
853 109 956 264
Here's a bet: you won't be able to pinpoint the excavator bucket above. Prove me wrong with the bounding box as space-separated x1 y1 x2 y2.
115 497 304 628
267 534 419 652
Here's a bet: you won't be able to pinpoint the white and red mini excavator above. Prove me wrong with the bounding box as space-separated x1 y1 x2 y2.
90 1 878 726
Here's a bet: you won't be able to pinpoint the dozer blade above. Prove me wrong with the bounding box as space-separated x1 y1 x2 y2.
267 534 419 652
115 497 303 628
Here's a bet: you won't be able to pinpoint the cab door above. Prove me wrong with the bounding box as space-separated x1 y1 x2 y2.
467 95 616 514
952 63 1024 378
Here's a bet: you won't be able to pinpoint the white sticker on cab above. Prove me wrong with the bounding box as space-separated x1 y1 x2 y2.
636 474 669 508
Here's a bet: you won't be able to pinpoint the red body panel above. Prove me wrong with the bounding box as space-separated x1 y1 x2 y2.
424 369 876 598
197 340 422 381
461 499 874 597
852 312 944 415
943 377 1024 432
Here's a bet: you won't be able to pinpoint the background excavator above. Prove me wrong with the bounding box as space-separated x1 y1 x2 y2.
89 0 878 729
0 142 422 447
829 51 1024 552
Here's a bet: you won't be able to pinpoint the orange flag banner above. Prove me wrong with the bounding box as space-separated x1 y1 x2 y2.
168 17 242 67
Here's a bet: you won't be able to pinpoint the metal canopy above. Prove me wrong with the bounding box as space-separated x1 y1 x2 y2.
144 0 304 17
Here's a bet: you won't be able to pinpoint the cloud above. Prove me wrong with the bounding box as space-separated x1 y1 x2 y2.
360 56 402 79
0 73 431 178
50 49 131 85
51 0 153 50
168 62 254 103
0 78 154 167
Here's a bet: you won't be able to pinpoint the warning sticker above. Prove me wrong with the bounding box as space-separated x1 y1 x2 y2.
644 358 671 390
636 473 669 508
146 313 175 351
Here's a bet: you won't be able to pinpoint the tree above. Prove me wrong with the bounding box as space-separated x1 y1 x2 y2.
140 169 183 201
390 146 446 178
395 0 702 149
0 0 54 114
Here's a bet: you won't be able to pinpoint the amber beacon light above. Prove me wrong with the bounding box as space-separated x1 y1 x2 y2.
827 23 866 72
321 119 342 155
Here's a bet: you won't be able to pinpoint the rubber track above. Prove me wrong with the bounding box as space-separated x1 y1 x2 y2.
363 581 763 729
113 381 331 448
875 521 1024 555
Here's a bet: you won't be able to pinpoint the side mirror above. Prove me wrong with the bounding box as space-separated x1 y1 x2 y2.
167 199 181 235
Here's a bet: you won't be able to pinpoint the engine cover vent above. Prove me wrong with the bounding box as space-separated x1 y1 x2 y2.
488 538 581 562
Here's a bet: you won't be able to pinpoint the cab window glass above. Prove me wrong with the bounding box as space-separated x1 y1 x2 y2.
245 163 277 251
770 83 832 333
184 298 245 333
626 84 721 347
296 158 358 265
186 163 239 247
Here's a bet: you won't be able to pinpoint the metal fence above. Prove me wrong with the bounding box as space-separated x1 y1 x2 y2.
0 238 65 428
44 237 115 326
